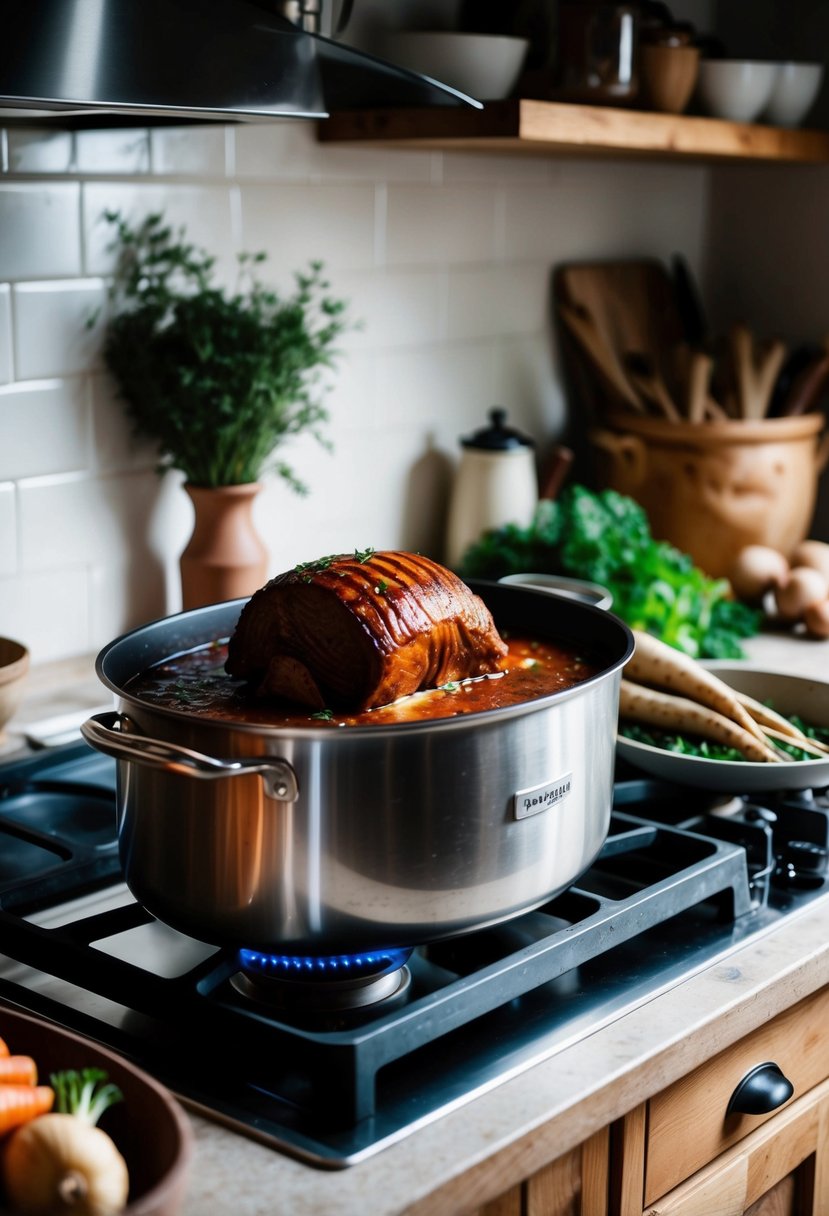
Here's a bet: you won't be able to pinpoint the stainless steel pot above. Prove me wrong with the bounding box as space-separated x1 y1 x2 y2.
82 582 633 953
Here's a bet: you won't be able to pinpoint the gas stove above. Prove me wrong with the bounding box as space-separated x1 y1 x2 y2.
1 741 828 1168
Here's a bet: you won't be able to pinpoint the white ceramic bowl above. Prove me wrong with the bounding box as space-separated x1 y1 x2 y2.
762 61 824 127
0 636 29 736
498 573 613 610
380 32 529 101
617 663 829 792
696 59 780 123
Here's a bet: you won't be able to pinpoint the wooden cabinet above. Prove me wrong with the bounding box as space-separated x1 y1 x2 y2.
472 1128 610 1216
611 986 829 1216
642 1077 829 1215
462 983 829 1216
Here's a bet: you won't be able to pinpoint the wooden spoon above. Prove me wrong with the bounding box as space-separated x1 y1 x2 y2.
623 351 681 421
558 302 646 413
686 350 714 423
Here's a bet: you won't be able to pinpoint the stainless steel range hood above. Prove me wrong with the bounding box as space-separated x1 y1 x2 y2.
0 0 480 127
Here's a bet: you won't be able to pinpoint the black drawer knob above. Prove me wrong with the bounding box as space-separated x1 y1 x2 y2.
726 1061 794 1117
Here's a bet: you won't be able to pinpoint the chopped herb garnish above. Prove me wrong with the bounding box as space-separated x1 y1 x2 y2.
354 547 375 563
440 682 460 694
295 554 339 575
375 579 389 595
310 708 334 721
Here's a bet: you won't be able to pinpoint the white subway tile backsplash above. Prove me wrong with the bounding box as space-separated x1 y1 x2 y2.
0 286 11 384
0 380 91 480
18 469 171 573
0 184 81 279
335 268 444 350
0 568 90 662
0 483 16 575
150 126 228 178
373 342 497 432
89 373 159 474
446 263 549 341
82 183 237 281
74 128 151 175
492 334 565 437
13 280 107 379
442 152 555 185
239 183 377 271
89 556 170 644
234 121 319 181
7 127 74 174
385 185 497 265
235 121 433 183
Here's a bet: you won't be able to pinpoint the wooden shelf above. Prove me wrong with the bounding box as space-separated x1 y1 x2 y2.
318 98 829 164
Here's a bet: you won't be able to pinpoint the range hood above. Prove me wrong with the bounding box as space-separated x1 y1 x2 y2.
0 0 480 127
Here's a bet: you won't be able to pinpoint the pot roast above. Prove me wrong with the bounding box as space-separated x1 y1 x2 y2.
225 549 508 711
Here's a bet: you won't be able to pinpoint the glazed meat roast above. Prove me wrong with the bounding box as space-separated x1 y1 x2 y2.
225 550 508 711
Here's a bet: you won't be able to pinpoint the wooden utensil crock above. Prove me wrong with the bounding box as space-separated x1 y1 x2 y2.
590 411 829 577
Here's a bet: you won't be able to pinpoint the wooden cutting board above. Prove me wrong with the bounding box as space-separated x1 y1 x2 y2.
552 256 689 478
554 258 685 367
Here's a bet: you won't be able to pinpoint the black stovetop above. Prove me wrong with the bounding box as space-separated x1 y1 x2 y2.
0 741 828 1167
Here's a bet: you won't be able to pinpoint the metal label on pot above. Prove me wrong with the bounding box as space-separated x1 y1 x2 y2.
514 773 573 820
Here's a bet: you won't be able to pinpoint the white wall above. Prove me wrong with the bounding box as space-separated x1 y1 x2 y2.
0 119 709 663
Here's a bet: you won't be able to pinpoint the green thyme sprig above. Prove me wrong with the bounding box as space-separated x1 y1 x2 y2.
93 211 355 491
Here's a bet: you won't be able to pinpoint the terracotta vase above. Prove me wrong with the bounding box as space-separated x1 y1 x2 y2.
180 483 269 611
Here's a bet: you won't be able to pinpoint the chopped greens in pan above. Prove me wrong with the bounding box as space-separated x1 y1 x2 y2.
621 711 829 764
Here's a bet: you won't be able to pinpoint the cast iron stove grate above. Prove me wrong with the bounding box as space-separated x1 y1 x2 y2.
0 742 826 1167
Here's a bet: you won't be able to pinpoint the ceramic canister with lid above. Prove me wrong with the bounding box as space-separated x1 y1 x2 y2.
445 407 537 568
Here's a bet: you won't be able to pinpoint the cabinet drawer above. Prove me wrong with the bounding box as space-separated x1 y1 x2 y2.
645 985 829 1204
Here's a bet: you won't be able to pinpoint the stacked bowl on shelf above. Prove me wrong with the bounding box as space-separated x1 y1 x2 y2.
696 59 824 126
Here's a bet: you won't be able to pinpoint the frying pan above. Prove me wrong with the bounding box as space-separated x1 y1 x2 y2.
616 663 829 793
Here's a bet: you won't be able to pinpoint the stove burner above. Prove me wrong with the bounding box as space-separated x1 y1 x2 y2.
233 947 413 1013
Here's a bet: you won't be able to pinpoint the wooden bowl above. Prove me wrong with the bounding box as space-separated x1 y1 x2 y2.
639 44 700 114
0 1003 193 1215
0 638 29 737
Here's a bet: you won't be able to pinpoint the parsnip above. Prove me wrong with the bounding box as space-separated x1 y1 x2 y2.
760 726 829 757
734 690 819 744
626 630 770 747
619 680 782 763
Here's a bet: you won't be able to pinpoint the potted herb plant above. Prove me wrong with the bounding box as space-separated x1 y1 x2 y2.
96 211 351 609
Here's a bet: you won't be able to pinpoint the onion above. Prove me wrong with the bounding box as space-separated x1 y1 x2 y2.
2 1113 129 1215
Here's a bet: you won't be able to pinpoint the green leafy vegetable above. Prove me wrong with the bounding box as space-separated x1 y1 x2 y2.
50 1069 123 1127
622 707 829 763
459 485 760 659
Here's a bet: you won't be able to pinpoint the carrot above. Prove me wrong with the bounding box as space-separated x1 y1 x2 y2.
0 1037 8 1058
619 680 782 763
0 1057 37 1087
626 631 769 747
0 1084 53 1135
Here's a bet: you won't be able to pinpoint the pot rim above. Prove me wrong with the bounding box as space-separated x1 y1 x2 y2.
95 583 634 739
597 409 824 445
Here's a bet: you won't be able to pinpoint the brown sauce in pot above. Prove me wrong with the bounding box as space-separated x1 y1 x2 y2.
125 633 602 727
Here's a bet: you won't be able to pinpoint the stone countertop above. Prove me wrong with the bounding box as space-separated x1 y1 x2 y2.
3 629 829 1214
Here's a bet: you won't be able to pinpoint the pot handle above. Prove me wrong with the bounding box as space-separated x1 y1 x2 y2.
80 712 299 802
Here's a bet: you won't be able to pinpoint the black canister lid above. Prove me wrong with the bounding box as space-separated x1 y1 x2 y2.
461 408 534 451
